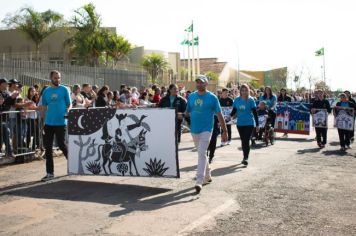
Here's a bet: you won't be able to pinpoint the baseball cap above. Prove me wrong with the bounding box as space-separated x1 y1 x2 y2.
0 78 8 84
195 75 209 83
8 79 20 84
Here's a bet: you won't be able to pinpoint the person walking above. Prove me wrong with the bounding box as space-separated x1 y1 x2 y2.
185 75 228 194
278 88 292 137
334 93 356 151
159 84 187 143
344 90 355 142
219 88 233 145
311 90 331 148
231 84 259 166
40 70 71 181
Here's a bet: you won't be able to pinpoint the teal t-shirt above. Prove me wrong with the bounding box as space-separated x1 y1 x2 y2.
261 95 277 111
169 96 175 108
42 85 71 126
233 96 257 126
186 91 222 134
340 102 350 108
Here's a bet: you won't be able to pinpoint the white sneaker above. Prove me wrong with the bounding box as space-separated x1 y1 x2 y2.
41 173 54 182
203 176 212 185
227 141 231 145
220 142 227 147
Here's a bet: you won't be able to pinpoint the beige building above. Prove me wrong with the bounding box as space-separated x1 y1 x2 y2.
180 58 259 87
128 47 181 85
0 27 116 64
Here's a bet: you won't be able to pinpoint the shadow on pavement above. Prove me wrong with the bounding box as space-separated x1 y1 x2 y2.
322 150 354 157
328 141 340 146
297 148 321 154
109 187 198 217
178 146 195 151
275 137 314 142
180 165 197 172
5 180 173 205
211 164 244 177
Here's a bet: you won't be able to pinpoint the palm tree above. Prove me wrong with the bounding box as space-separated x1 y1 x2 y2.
104 32 131 67
2 7 64 60
141 53 169 84
66 3 106 66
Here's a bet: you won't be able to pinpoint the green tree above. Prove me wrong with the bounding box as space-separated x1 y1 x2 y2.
205 71 219 81
66 3 106 66
104 31 131 66
3 7 64 60
249 80 259 89
141 53 169 84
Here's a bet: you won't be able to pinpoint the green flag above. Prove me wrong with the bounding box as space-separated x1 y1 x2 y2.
180 39 190 45
315 48 324 56
193 36 199 46
185 23 193 32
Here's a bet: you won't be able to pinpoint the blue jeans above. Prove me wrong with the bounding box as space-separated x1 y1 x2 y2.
1 122 13 156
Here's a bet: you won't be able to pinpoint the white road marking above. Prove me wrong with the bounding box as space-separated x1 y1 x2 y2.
178 198 238 235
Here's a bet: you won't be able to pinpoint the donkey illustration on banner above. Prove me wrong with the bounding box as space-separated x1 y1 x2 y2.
96 114 151 176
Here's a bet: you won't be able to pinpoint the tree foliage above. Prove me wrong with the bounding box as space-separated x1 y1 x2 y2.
205 71 219 81
141 53 169 84
65 3 131 66
2 7 64 59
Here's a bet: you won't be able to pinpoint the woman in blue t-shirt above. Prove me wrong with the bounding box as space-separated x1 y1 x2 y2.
334 93 356 151
230 84 259 166
260 86 277 128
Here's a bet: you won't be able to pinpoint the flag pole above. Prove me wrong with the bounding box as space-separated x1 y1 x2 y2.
323 49 326 85
191 21 196 80
182 41 186 80
197 41 200 75
187 33 191 81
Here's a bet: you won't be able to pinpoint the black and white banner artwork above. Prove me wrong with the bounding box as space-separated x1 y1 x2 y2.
312 109 328 128
67 108 179 178
221 107 234 125
333 106 355 131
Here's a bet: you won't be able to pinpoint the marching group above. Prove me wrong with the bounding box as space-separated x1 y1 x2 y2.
0 70 355 193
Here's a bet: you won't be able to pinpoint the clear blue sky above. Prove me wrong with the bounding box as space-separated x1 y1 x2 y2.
0 0 355 91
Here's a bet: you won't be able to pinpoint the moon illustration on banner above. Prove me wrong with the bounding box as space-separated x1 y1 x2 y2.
78 115 84 129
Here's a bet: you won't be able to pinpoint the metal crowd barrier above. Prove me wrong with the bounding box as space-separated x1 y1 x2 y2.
0 110 44 161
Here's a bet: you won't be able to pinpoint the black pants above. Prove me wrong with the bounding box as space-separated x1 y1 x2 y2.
221 124 232 141
268 110 276 128
207 131 219 159
315 127 327 145
237 125 254 160
44 125 68 174
176 120 183 143
338 129 350 148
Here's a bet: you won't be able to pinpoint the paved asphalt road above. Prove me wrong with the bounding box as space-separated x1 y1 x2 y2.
0 123 355 236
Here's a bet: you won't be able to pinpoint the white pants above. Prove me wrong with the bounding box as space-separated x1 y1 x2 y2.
192 131 212 185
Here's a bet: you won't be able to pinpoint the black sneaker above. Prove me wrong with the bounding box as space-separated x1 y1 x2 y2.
241 159 248 166
340 147 346 152
41 173 54 182
195 184 202 194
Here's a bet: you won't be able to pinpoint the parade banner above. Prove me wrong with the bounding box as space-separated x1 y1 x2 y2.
312 109 328 128
67 108 179 178
221 106 233 124
333 106 355 131
275 102 311 135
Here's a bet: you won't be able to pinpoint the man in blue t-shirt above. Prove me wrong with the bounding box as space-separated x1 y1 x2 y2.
186 75 228 194
40 70 71 181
